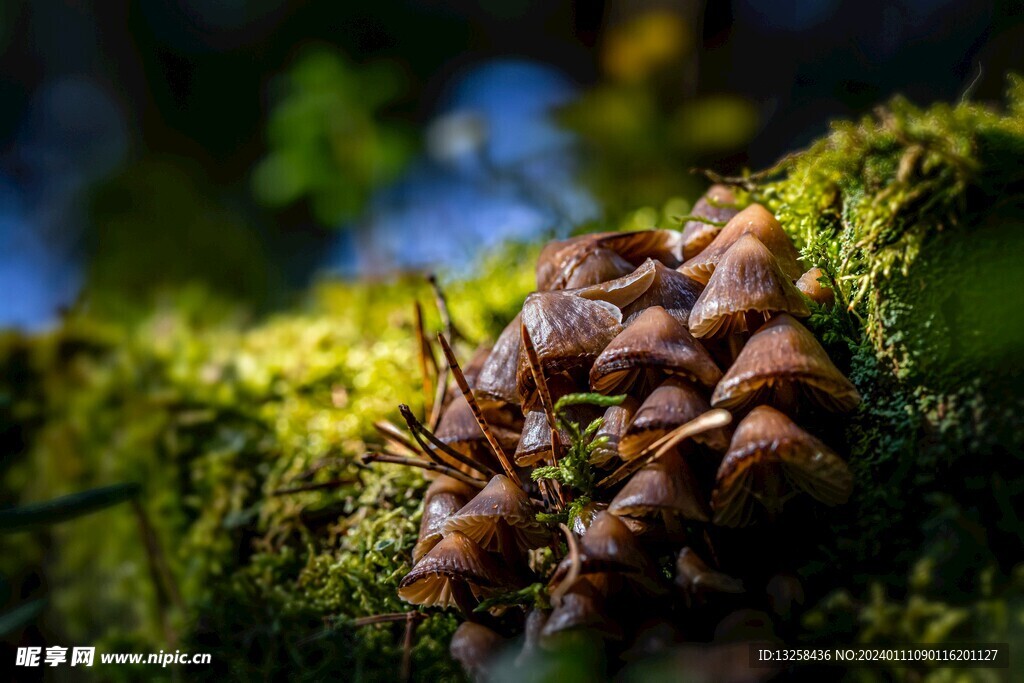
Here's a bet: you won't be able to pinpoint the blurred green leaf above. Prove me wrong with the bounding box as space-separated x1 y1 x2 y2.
0 483 140 533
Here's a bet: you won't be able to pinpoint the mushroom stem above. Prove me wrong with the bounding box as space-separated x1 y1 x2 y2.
374 420 422 456
450 579 481 621
437 334 523 487
399 404 499 479
598 409 733 489
413 301 435 419
549 523 580 606
360 452 487 489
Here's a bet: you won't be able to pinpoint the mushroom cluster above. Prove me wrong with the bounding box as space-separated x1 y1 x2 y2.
369 188 861 679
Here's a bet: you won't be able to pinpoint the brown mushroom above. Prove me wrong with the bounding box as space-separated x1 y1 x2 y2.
589 396 640 466
515 375 598 467
436 395 520 474
681 184 740 260
590 306 722 395
711 313 861 414
442 474 549 556
537 230 684 291
619 378 730 459
688 233 810 339
475 313 523 412
548 512 657 591
414 476 477 562
680 204 802 285
619 261 704 327
675 547 744 607
450 621 505 681
541 575 624 644
796 267 835 307
398 531 516 609
517 291 623 408
711 405 853 527
544 246 638 291
609 449 711 529
571 258 658 309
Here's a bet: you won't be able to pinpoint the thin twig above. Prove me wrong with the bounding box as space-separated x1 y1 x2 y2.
428 273 463 342
598 410 732 489
401 611 416 682
413 302 435 420
360 452 486 488
130 499 183 646
399 404 499 478
429 362 450 431
437 333 522 487
374 420 422 456
272 478 358 496
521 327 565 508
550 524 580 606
352 612 425 627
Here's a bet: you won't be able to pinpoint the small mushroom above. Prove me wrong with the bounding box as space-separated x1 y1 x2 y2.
450 621 505 680
517 291 624 408
619 260 704 327
475 313 523 412
711 313 861 414
570 500 609 536
537 230 684 291
590 306 723 395
546 246 637 291
619 378 730 460
571 258 658 309
398 531 517 609
414 476 477 562
688 234 810 339
590 396 640 466
681 184 740 260
541 575 624 644
436 395 520 473
711 405 853 527
442 474 549 556
680 204 802 285
609 449 711 530
796 267 835 307
515 608 550 667
675 547 744 607
548 512 657 591
766 572 805 621
515 375 598 467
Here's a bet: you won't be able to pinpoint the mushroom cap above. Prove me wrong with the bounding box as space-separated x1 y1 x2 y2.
517 291 623 407
550 511 653 586
398 531 516 607
620 261 705 327
570 258 658 309
536 230 684 291
414 490 470 563
711 313 861 413
590 306 722 395
435 395 520 473
796 267 835 307
515 400 600 467
711 405 853 527
675 547 745 606
541 576 624 642
681 185 740 260
688 234 810 338
442 474 549 552
590 396 640 465
449 622 505 679
609 449 710 522
547 246 637 291
475 313 522 410
680 204 802 285
620 377 731 459
570 500 610 536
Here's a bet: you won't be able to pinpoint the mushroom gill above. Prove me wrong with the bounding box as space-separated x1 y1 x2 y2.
436 394 520 474
608 449 711 528
590 306 722 395
688 233 810 339
680 204 802 285
711 313 861 414
398 531 516 608
414 476 477 562
442 474 549 556
711 405 853 527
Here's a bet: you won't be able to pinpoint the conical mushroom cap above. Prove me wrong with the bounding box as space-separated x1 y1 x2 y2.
553 511 651 580
675 547 744 605
711 405 853 527
548 246 637 291
450 622 505 680
620 261 705 327
399 531 516 607
442 474 549 552
476 313 522 409
518 291 623 407
424 475 478 505
435 395 519 473
541 576 623 642
590 396 639 465
515 401 600 467
711 313 861 413
609 449 710 522
680 204 802 285
796 267 835 307
414 490 470 562
688 234 810 338
536 230 683 291
620 378 730 459
590 307 722 395
571 258 658 309
681 185 740 260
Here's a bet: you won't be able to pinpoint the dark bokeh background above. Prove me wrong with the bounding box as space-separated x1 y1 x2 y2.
0 0 1018 327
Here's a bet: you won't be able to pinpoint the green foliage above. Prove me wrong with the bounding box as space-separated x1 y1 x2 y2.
252 46 416 225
